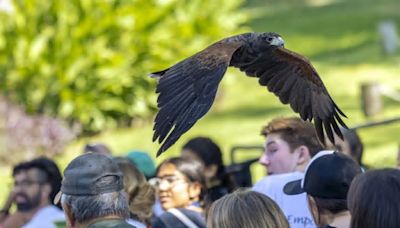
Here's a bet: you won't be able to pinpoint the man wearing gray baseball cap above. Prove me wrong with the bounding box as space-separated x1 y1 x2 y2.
54 153 136 228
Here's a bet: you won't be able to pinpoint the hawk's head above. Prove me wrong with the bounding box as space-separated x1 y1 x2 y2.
261 32 285 47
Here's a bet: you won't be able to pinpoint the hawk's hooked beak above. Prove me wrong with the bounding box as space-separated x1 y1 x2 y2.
271 36 285 47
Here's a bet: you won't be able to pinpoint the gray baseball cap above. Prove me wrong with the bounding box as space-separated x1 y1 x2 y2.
54 153 123 204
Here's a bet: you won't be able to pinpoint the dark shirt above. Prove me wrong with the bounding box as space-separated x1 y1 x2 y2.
152 208 205 228
206 185 230 203
322 225 336 228
88 219 136 228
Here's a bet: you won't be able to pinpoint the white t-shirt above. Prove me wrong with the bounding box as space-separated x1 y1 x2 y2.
22 205 65 228
252 172 316 228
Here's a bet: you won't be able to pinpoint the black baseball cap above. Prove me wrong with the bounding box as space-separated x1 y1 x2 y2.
284 150 362 199
54 153 123 204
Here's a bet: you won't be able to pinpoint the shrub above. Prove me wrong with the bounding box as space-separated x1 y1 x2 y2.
0 0 248 132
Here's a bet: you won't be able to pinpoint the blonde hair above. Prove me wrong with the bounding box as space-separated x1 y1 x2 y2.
116 158 155 225
207 189 289 228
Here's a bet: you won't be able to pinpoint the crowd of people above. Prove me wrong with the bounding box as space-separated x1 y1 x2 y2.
0 117 399 228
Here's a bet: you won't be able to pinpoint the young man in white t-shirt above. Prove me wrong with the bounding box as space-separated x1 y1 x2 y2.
252 117 324 228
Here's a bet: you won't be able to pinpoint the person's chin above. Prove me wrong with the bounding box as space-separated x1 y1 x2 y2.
159 198 172 210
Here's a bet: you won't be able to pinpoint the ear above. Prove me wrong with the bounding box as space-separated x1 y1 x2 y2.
188 182 202 202
62 203 76 228
295 145 311 165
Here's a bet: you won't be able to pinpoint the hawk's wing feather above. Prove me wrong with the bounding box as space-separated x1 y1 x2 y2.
152 36 347 155
152 42 243 156
232 46 347 144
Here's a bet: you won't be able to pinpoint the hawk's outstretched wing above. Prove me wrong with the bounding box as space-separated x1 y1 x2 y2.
231 46 347 143
151 32 348 156
152 42 243 156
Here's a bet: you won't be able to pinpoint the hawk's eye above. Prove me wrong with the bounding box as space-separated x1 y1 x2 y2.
267 37 273 42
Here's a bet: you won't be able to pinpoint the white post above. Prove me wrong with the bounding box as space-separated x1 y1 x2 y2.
378 20 399 55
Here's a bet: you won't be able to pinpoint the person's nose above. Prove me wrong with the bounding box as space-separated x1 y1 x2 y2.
259 153 270 166
158 180 170 191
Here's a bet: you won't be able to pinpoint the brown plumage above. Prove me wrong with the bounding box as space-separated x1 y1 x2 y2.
151 32 347 156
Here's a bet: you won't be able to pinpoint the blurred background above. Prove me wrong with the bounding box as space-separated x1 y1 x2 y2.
0 0 399 205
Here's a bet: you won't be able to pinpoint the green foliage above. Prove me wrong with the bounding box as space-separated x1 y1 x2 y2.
0 0 248 132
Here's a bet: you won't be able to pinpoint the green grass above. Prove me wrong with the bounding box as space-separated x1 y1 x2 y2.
1 0 400 206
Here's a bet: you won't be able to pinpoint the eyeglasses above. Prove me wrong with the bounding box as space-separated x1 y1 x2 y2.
13 180 43 188
149 176 188 188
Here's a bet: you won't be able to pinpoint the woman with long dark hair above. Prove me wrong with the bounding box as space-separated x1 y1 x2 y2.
348 168 400 228
181 137 236 205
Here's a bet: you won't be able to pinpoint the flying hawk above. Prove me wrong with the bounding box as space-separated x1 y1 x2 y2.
151 32 347 156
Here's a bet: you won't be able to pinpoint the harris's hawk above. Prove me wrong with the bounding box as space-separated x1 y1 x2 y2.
150 32 347 156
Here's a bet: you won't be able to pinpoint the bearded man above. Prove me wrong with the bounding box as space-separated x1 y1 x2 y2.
0 158 65 228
